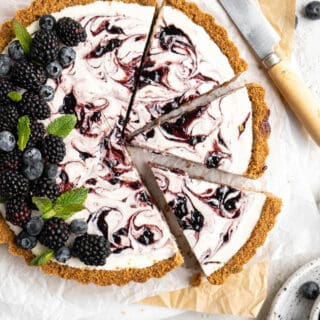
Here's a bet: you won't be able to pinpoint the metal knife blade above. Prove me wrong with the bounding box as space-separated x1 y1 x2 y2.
219 0 280 60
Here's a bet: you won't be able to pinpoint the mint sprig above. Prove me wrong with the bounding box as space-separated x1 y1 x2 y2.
47 115 77 139
32 188 88 220
30 250 54 266
17 116 31 151
7 91 22 102
12 19 32 55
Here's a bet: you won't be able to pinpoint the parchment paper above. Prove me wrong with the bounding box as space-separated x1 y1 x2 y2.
1 1 320 320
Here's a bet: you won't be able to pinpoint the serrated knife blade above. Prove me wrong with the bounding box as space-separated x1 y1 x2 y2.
219 0 280 60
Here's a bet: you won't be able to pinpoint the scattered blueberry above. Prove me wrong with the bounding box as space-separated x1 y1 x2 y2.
16 231 37 250
44 163 59 179
23 148 42 165
39 15 56 31
305 1 320 20
8 40 25 61
39 85 55 101
55 246 71 263
0 54 11 76
0 131 16 152
25 216 44 236
58 47 76 67
70 219 88 234
46 61 62 79
300 281 320 300
23 161 44 180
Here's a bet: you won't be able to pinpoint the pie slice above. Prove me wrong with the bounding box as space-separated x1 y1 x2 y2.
132 84 270 179
150 163 282 284
125 0 248 135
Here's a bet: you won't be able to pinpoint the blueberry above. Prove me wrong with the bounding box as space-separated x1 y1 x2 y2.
0 54 11 76
138 228 154 245
300 281 320 299
16 231 37 250
190 210 204 232
39 15 56 31
39 85 55 101
55 246 71 263
58 47 76 67
70 219 88 234
44 163 59 179
0 131 16 152
8 40 25 61
46 61 62 79
305 1 320 20
25 216 44 236
23 161 44 180
23 148 42 165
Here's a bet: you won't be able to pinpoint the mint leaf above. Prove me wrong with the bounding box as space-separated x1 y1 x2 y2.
55 188 89 207
12 19 32 55
32 197 53 214
17 116 31 151
8 91 22 102
47 115 77 139
30 250 54 266
53 204 86 220
0 198 6 203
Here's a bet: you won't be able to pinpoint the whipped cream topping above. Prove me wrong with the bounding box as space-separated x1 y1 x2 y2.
132 87 254 175
151 164 266 276
126 5 235 134
1 2 180 271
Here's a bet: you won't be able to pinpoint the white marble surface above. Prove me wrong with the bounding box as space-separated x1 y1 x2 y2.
0 0 319 319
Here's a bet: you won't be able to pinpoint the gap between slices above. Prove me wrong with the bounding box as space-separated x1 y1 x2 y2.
148 163 282 284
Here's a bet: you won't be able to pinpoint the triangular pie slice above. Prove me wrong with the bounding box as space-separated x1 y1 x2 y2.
150 163 282 284
126 0 248 135
132 84 270 179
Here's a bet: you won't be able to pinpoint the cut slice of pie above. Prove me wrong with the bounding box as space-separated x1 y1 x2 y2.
125 0 248 135
131 84 270 179
150 163 282 284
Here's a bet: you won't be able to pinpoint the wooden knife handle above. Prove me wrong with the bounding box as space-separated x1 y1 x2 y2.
268 60 320 146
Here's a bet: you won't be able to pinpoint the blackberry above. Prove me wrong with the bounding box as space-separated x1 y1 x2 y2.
11 60 47 90
31 30 59 65
55 17 87 46
19 92 51 120
0 103 19 132
0 148 22 171
72 234 110 266
30 177 60 201
38 217 70 250
0 170 29 198
6 197 31 227
42 135 66 164
0 78 16 104
28 121 46 147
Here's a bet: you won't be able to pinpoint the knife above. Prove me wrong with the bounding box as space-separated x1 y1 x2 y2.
219 0 320 146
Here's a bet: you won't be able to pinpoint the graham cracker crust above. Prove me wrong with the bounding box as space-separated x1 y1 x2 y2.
244 83 271 179
208 194 282 285
164 0 248 77
0 0 184 286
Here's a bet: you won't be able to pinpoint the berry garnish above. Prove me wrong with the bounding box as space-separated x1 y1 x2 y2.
6 198 31 227
58 47 76 67
70 219 88 234
0 148 22 171
0 79 16 104
300 281 320 300
23 148 42 165
38 217 70 250
0 104 19 132
42 135 66 164
55 246 71 263
138 227 154 245
16 231 37 250
28 121 46 147
55 17 87 47
0 170 29 198
39 85 55 101
30 177 60 201
46 61 62 79
72 234 110 266
0 54 11 76
23 161 44 181
44 163 58 179
25 216 44 236
0 131 16 152
39 15 56 31
19 92 51 120
305 1 320 20
8 40 25 61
